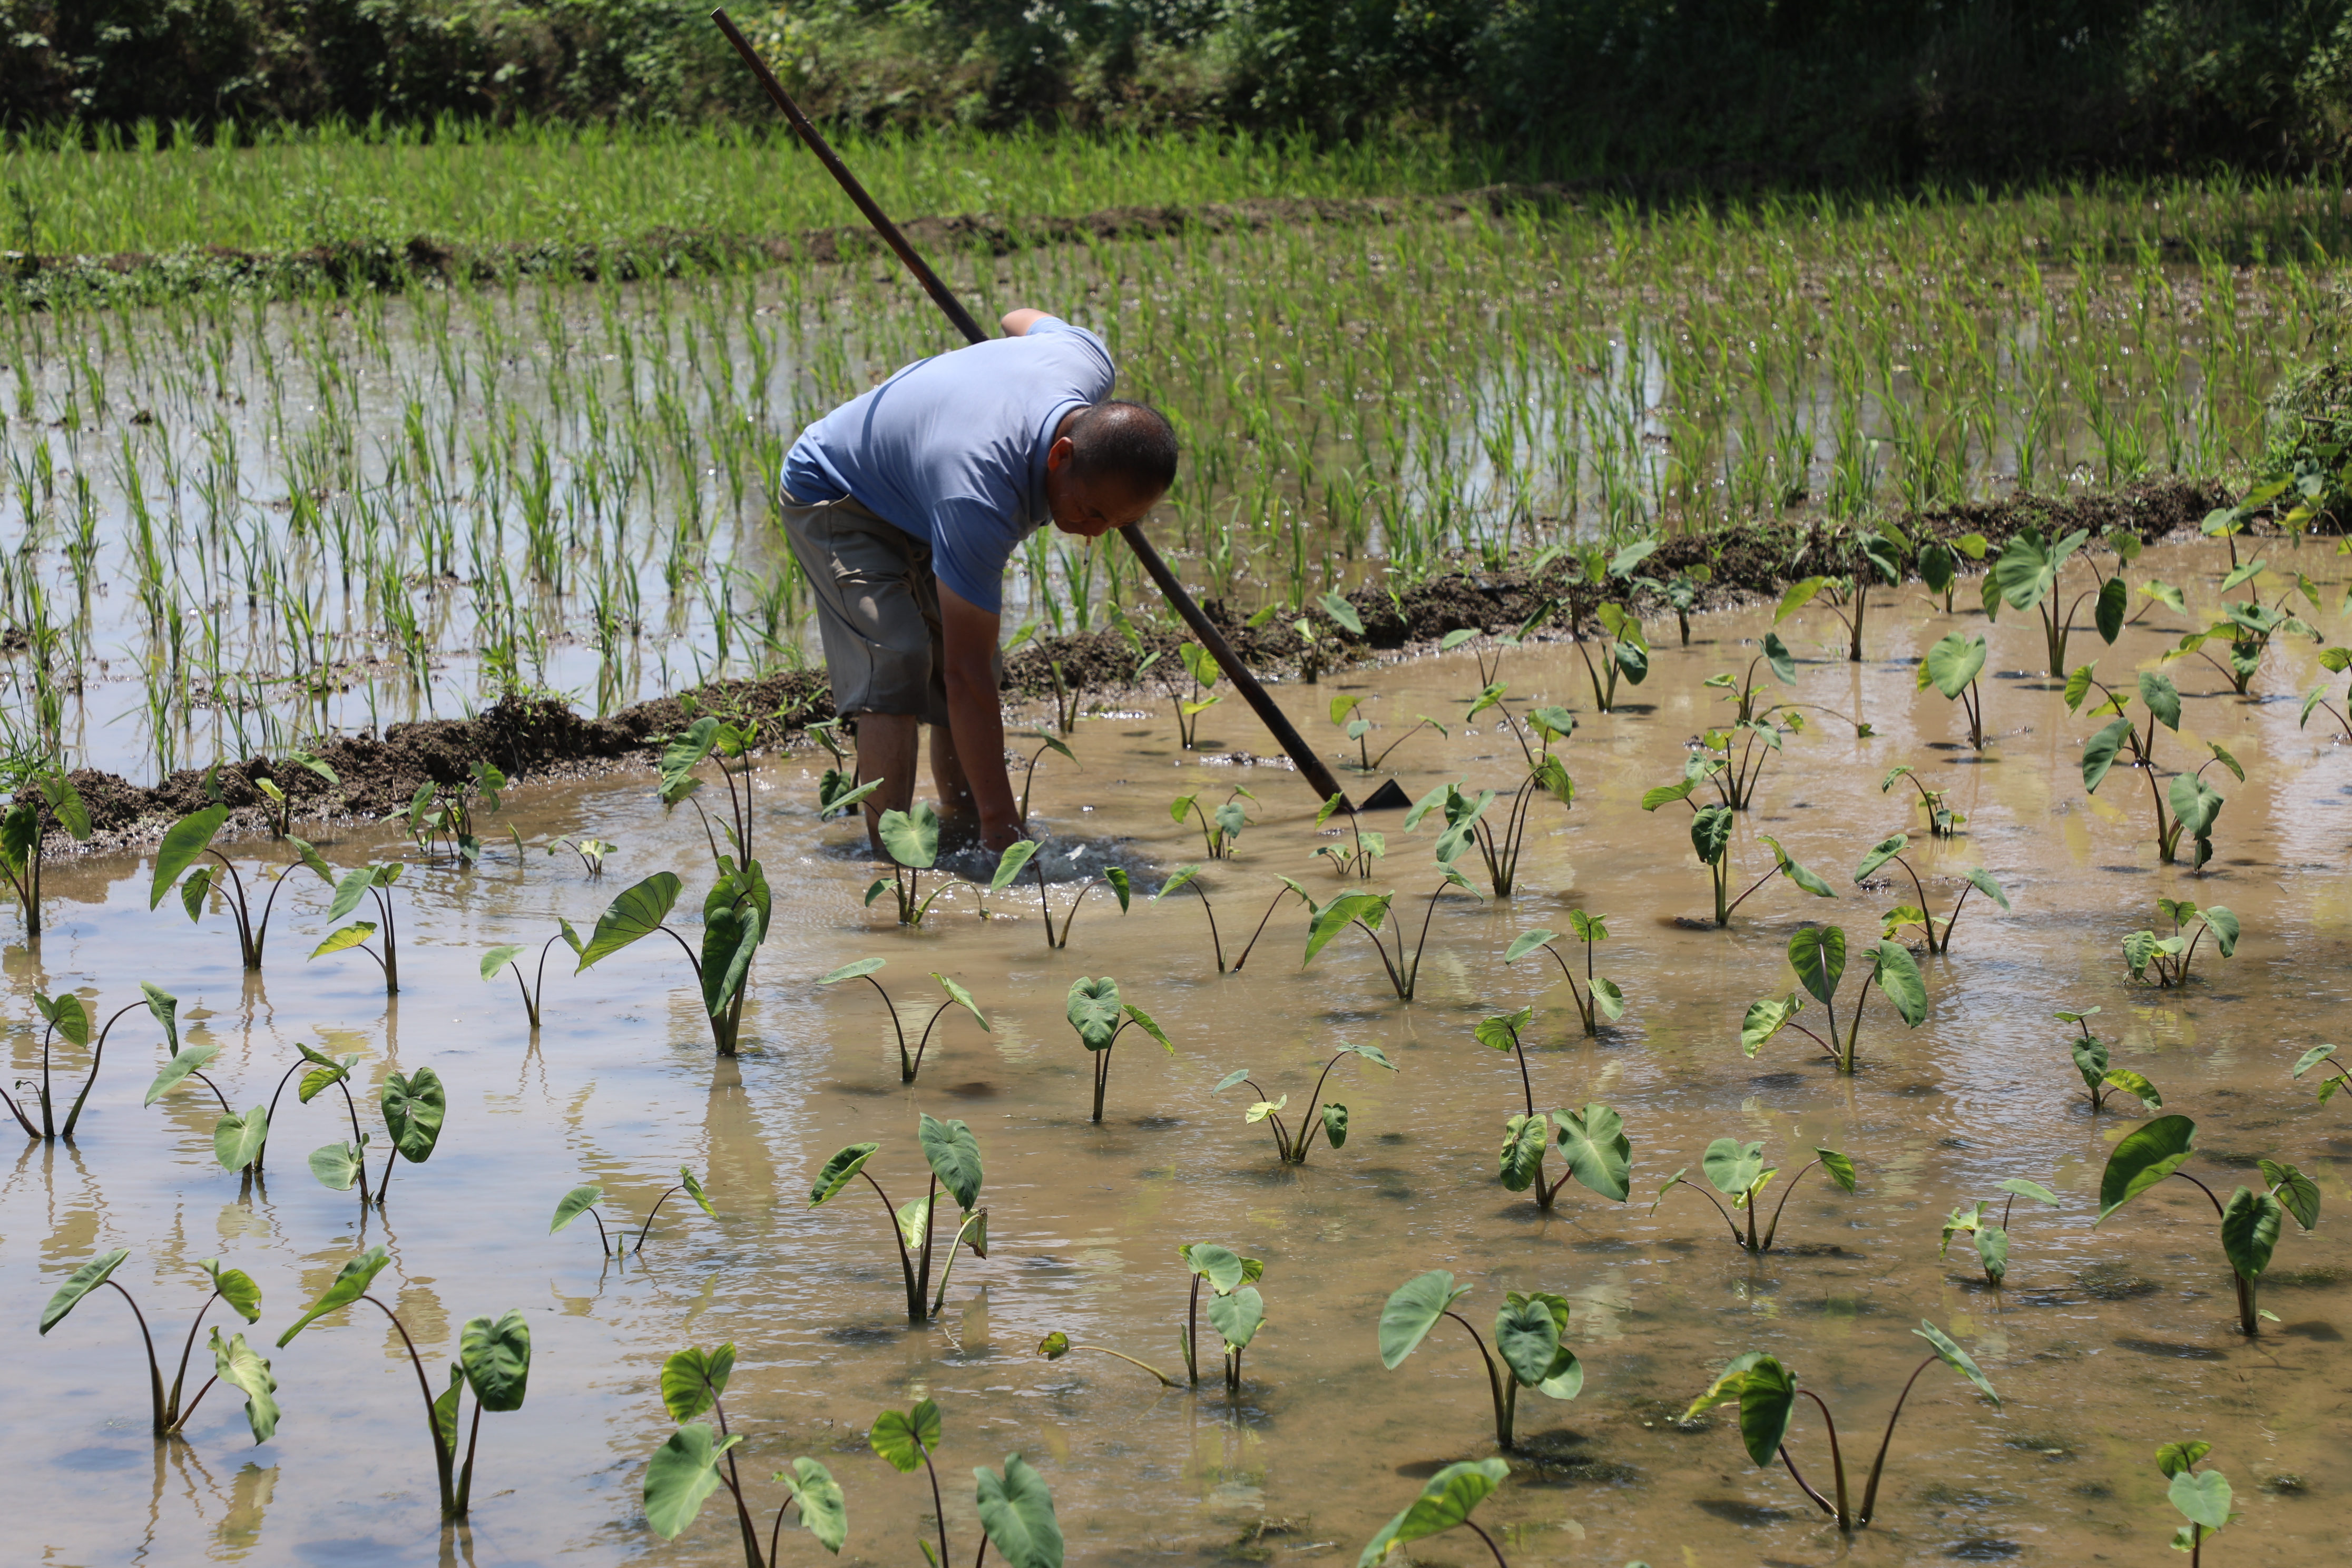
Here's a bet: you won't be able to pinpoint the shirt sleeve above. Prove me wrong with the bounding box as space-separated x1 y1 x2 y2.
928 494 1023 615
1024 316 1115 392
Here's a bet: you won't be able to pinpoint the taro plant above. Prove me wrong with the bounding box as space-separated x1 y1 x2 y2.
1703 630 1799 725
2168 567 2321 695
150 809 317 968
807 1114 988 1322
1915 530 1988 612
1170 641 1222 747
1569 602 1649 711
1683 1321 1998 1531
1919 631 1989 749
1402 710 1573 897
1299 859 1483 1001
300 854 406 995
662 714 765 863
2291 1043 2352 1105
1014 729 1075 821
276 1247 530 1519
1652 1139 1859 1253
2096 1115 2320 1336
481 918 584 1031
335 1065 445 1204
1151 865 1232 970
2157 1440 2235 1566
1938 1179 2063 1286
1171 786 1253 860
816 957 989 1082
574 866 771 1055
1177 1242 1265 1386
0 766 92 939
2067 663 2240 867
1881 765 1966 838
643 1342 847 1567
1743 924 1927 1075
869 802 954 926
2297 644 2352 740
868 1399 952 1568
1065 976 1174 1123
2123 898 2239 987
1778 530 1902 663
1212 1041 1394 1164
1310 791 1386 881
39 1249 278 1442
988 840 1131 950
1640 561 1713 645
1476 1006 1635 1212
1504 915 1625 1037
399 760 511 864
2059 1008 2163 1114
974 1453 1063 1568
1330 693 1446 772
1644 792 1837 928
1377 1270 1582 1450
546 834 617 876
1987 523 2129 677
1853 833 2008 955
1359 1459 1513 1568
6 982 176 1142
552 1167 715 1256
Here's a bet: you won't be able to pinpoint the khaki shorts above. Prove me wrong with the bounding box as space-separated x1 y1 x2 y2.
779 489 997 727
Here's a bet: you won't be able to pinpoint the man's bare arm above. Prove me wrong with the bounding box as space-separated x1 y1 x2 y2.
937 582 1024 850
1000 308 1048 337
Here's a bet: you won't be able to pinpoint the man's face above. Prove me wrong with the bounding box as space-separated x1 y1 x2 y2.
1043 437 1163 539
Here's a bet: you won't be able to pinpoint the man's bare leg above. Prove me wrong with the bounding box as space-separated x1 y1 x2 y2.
854 713 920 854
929 721 977 837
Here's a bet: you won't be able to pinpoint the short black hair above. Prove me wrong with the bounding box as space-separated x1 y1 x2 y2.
1067 400 1178 493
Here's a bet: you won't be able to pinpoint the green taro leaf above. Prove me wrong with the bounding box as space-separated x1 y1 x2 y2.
2081 718 2132 792
974 1452 1064 1568
2097 1114 2198 1222
208 1327 281 1444
1761 836 1836 899
1966 867 2011 911
1179 1243 1253 1294
213 1107 269 1171
699 901 762 1019
2203 905 2240 957
1924 632 1987 699
575 872 683 971
1816 1148 1858 1193
1999 1178 2064 1208
1121 1002 1173 1054
1775 577 1825 622
1703 1139 1767 1197
1554 1103 1632 1202
658 716 722 798
680 1167 714 1218
1788 925 1848 1006
990 839 1040 891
644 1421 742 1540
1320 1103 1349 1149
308 1139 367 1191
179 865 212 922
779 1456 849 1553
39 1248 131 1335
1475 1008 1532 1054
145 1041 221 1105
2259 1160 2321 1230
1590 975 1627 1020
918 1113 985 1211
151 806 229 909
2170 1466 2234 1532
877 802 942 870
1739 994 1801 1058
870 1399 944 1473
1494 1293 1575 1389
2220 1188 2284 1282
1869 940 1928 1027
2139 670 2182 731
325 868 376 923
1207 1286 1264 1353
460 1310 531 1412
931 973 989 1032
1913 1319 1998 1404
380 1067 445 1164
2158 1440 2213 1480
198 1257 263 1323
1498 1113 1549 1192
1065 976 1124 1050
1690 804 1733 866
818 957 886 986
1737 1355 1799 1467
1357 1459 1512 1568
1379 1270 1472 1368
2101 1069 2163 1110
277 1246 392 1345
309 921 376 959
1854 833 1909 884
479 943 525 981
550 1184 603 1234
660 1344 737 1423
809 1143 880 1206
1974 1226 2010 1283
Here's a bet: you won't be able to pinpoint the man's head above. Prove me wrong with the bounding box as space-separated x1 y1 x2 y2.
1043 400 1178 538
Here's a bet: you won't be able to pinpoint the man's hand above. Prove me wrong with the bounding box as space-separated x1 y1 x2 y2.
937 583 1025 851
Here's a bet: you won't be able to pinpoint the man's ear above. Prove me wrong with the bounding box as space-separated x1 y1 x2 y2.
1044 435 1076 473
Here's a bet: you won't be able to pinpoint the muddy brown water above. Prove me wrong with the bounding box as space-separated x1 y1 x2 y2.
7 537 2351 1566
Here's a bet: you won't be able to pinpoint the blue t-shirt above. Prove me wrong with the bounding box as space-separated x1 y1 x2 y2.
780 318 1115 613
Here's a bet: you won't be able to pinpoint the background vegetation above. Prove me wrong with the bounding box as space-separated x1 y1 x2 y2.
12 2 2352 180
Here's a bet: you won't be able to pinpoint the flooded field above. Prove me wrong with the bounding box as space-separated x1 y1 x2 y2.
8 533 2350 1566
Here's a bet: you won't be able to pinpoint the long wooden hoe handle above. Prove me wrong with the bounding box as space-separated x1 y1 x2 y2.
710 9 1351 811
